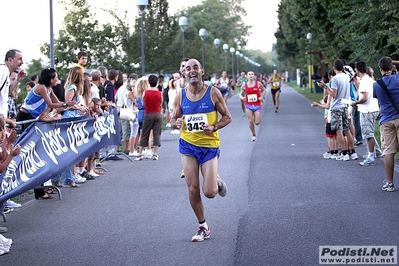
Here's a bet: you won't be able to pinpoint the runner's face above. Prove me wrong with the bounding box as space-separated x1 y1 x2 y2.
185 60 203 86
180 61 187 77
248 72 255 81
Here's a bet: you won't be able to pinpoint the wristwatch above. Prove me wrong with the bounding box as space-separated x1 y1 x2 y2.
62 102 68 108
213 125 218 132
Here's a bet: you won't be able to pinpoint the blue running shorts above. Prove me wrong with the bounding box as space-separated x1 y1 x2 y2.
179 139 219 165
246 104 261 113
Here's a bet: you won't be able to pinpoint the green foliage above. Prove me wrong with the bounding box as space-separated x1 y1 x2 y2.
276 0 399 77
37 0 273 79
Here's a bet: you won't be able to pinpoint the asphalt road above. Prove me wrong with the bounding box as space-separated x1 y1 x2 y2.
1 84 398 266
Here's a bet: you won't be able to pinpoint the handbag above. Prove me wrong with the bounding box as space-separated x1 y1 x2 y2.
119 93 137 121
119 105 136 121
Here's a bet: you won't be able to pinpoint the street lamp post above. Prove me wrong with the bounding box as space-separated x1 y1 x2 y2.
223 44 229 71
214 38 220 75
230 47 235 81
137 0 148 77
49 0 54 68
179 16 188 59
199 28 207 71
306 32 313 91
235 50 240 77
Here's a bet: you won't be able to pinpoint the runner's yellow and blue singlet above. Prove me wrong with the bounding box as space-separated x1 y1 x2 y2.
180 85 220 148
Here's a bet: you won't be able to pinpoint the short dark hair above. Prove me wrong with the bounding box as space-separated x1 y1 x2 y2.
26 81 35 88
38 68 57 87
129 73 138 80
30 74 38 82
379 56 393 72
148 75 158 87
4 49 21 61
355 61 367 74
108 69 119 81
334 59 344 71
77 51 88 59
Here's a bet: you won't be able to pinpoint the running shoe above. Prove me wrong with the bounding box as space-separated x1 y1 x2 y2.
0 234 12 246
382 180 394 192
350 153 358 160
242 112 246 117
330 153 338 159
6 200 21 208
359 158 375 166
191 226 211 242
336 154 350 161
323 152 331 159
217 176 227 197
74 174 86 183
251 136 257 142
181 170 185 179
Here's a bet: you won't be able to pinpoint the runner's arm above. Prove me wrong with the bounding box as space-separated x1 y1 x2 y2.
208 87 232 133
170 91 183 130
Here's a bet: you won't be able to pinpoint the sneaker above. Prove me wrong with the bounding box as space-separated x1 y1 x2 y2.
191 226 211 242
382 180 394 192
0 234 12 246
355 140 363 146
89 170 99 177
323 152 331 159
217 176 227 197
6 200 21 208
275 108 278 113
350 153 358 160
336 154 350 161
3 207 13 214
251 136 257 142
74 174 86 183
143 149 153 159
242 112 246 117
0 245 9 255
129 150 139 157
181 170 185 179
330 153 338 159
359 158 375 166
171 129 180 135
0 227 7 234
82 171 96 180
166 123 171 129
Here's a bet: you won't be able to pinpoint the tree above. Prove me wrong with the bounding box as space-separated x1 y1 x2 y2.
40 0 123 78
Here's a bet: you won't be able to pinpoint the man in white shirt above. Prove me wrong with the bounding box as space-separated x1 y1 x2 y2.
352 61 381 166
0 49 26 119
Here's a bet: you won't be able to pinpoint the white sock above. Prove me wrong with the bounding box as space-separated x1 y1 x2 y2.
368 152 375 160
199 221 208 229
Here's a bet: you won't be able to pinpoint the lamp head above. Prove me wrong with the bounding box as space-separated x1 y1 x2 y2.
136 0 148 11
223 44 229 52
179 16 188 31
214 38 220 48
306 32 313 43
199 28 207 40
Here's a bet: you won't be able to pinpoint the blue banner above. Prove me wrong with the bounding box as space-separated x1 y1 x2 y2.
0 107 120 204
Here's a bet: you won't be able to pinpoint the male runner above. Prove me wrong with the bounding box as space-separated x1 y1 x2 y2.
171 58 232 242
267 69 282 113
236 71 248 116
240 71 266 141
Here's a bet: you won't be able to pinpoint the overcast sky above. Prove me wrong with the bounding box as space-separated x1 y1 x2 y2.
0 0 280 66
